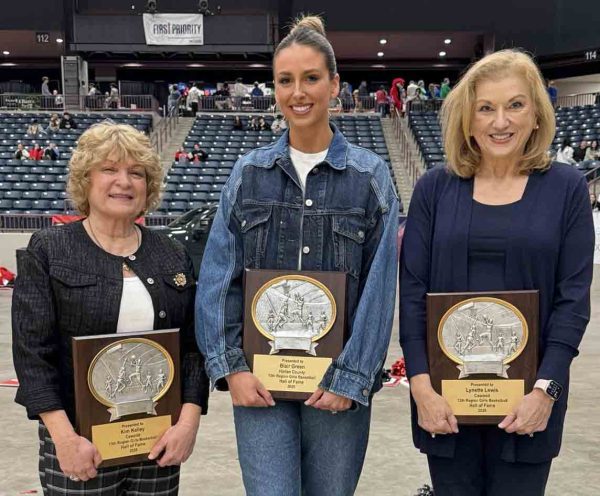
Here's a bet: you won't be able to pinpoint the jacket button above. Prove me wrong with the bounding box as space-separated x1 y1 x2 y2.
357 230 365 239
159 310 166 318
241 220 247 228
311 167 319 174
305 199 313 207
147 277 155 285
302 246 310 254
128 255 136 261
362 389 369 397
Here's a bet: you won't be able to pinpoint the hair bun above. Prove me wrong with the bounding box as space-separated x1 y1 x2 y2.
291 15 326 37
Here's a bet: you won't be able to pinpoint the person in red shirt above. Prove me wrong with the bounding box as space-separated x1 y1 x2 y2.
389 77 405 116
29 143 44 161
375 85 389 117
174 146 189 163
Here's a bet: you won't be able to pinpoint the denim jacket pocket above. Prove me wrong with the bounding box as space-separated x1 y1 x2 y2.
332 214 367 278
240 205 272 268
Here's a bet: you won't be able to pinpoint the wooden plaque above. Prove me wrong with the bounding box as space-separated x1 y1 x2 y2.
243 269 348 401
427 291 538 425
72 329 181 467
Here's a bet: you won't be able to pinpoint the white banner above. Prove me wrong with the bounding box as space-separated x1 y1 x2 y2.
143 14 204 46
594 211 600 265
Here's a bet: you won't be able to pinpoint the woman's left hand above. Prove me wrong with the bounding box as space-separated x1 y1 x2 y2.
498 389 554 436
305 388 353 413
148 404 201 466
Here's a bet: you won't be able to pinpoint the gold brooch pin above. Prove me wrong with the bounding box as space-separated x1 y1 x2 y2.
173 273 187 287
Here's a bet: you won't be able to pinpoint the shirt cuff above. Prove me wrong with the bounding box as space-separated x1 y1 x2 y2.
536 343 576 387
400 339 429 379
205 348 249 387
16 387 64 421
319 364 374 407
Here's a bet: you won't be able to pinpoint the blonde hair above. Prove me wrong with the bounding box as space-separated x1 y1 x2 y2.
274 14 337 78
67 121 163 216
440 49 555 178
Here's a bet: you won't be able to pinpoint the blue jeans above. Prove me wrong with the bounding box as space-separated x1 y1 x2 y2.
233 401 372 495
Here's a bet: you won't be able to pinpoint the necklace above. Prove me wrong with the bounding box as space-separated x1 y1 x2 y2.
86 219 140 273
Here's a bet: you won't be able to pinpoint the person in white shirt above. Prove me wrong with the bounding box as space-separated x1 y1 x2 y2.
555 139 576 165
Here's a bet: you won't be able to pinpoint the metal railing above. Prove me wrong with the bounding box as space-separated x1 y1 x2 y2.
405 98 444 116
0 93 160 112
585 167 600 196
150 97 181 154
391 107 426 186
557 92 599 108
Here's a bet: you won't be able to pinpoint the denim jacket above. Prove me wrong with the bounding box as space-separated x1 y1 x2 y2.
196 125 399 405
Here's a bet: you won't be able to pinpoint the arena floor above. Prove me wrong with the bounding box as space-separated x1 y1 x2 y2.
1 268 599 495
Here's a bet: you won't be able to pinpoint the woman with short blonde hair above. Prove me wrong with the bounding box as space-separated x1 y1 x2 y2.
400 49 594 495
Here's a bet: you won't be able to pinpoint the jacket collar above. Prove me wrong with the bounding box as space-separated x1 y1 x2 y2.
256 122 349 171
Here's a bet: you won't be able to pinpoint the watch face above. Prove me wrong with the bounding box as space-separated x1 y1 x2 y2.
547 380 563 400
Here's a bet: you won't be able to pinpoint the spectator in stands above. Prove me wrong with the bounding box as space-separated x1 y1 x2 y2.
427 83 440 99
214 82 232 110
197 15 398 496
88 83 99 96
107 83 119 109
59 112 77 130
53 89 64 108
187 82 202 115
547 80 558 108
168 84 181 115
270 114 287 133
43 143 60 161
27 119 45 136
13 143 30 160
12 121 208 493
440 77 451 99
417 80 428 99
584 140 598 161
390 77 405 116
401 49 593 496
590 192 599 211
47 114 60 133
251 81 264 97
232 115 244 130
257 116 268 131
340 81 354 111
251 82 265 110
174 146 189 163
41 76 51 96
573 140 588 162
375 84 389 117
29 143 44 161
233 77 247 110
248 116 259 130
188 143 208 162
556 139 576 165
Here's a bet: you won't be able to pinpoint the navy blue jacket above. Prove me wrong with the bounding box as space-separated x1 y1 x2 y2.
399 163 594 462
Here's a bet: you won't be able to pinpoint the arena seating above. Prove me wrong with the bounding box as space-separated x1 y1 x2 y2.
156 114 394 215
0 113 152 214
409 104 600 174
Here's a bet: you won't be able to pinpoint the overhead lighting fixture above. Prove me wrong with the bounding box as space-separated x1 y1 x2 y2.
123 63 143 67
439 51 447 57
188 63 205 67
2 51 9 55
56 38 64 43
1 62 16 66
146 0 157 13
444 38 452 45
249 63 267 68
377 51 384 57
379 39 387 45
371 64 386 68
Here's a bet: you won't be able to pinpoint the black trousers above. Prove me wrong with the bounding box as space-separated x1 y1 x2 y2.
427 426 552 496
190 102 198 115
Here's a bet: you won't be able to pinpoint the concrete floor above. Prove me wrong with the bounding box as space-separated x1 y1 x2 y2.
1 268 599 495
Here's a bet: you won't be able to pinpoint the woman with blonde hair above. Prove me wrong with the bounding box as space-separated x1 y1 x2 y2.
197 14 398 496
12 121 208 494
400 49 594 494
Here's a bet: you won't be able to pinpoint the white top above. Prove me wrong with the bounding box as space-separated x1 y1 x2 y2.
116 276 155 333
289 146 329 191
556 146 575 165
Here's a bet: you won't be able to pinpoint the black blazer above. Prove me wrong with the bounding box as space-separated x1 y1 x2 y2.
12 221 209 423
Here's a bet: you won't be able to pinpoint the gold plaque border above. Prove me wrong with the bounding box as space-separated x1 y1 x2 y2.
87 337 175 408
251 274 337 342
437 296 529 366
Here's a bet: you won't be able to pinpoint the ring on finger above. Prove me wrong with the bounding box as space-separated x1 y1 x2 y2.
69 475 81 482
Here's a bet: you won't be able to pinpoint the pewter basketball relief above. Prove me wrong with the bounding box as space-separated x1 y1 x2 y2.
88 338 174 421
252 275 336 355
438 298 527 378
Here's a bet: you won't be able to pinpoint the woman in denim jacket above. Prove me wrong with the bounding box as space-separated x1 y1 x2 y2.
196 15 399 496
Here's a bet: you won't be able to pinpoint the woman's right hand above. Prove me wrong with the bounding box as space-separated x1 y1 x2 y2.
54 432 102 482
226 371 275 407
410 374 459 436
